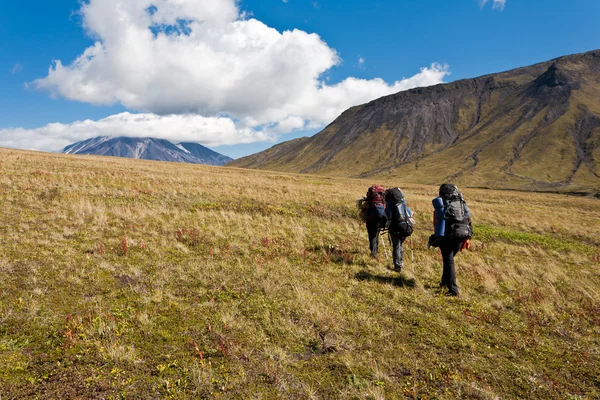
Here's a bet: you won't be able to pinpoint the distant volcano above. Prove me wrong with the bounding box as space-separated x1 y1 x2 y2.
62 136 233 166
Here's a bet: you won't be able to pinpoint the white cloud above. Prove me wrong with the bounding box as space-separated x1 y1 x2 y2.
358 55 366 68
11 64 22 74
480 0 506 10
0 113 270 152
27 0 449 149
292 64 449 125
493 0 506 10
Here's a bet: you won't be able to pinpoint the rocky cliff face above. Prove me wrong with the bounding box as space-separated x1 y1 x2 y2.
230 50 600 196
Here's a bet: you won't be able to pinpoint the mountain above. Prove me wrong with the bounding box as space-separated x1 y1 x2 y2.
62 136 233 166
230 50 600 196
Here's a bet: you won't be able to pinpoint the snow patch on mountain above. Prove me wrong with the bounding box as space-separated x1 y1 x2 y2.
175 144 191 154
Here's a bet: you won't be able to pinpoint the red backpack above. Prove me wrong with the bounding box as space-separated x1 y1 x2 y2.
367 185 385 205
357 185 386 222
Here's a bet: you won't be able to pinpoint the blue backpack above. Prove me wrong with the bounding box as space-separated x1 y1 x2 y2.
385 188 414 236
438 184 472 239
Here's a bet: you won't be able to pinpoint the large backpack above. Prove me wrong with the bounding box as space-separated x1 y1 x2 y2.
361 185 387 227
367 185 385 205
439 184 472 239
385 187 414 237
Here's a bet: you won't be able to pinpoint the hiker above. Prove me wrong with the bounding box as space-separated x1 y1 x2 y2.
362 185 387 259
385 187 414 272
429 184 472 296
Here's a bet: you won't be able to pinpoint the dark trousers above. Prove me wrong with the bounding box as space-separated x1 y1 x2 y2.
440 238 462 295
367 222 380 258
389 230 406 270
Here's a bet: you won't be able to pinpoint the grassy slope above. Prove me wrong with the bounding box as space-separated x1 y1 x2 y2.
1 148 599 399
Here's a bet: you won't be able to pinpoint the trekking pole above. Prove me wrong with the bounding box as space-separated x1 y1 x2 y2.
387 230 395 267
410 238 415 275
379 229 390 262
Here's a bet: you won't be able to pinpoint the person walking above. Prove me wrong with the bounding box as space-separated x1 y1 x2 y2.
385 187 414 272
430 184 472 296
364 185 386 259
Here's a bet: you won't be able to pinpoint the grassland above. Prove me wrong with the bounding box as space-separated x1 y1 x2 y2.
0 148 599 399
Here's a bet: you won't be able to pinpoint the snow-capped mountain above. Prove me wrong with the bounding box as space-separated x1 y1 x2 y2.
61 136 233 166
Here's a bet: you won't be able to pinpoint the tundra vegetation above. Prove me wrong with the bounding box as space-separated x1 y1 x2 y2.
0 148 599 399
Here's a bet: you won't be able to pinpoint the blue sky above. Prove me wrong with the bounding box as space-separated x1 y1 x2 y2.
1 0 599 158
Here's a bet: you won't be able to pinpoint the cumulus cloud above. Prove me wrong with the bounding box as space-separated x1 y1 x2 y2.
3 61 449 152
28 0 449 149
0 113 270 152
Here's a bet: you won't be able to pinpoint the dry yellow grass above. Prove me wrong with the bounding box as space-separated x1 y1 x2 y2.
0 148 599 399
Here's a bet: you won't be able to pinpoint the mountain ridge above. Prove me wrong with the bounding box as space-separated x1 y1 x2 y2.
230 49 600 196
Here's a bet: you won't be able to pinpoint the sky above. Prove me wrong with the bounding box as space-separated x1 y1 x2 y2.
0 0 599 159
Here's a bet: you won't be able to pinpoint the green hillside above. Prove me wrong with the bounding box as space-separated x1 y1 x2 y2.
1 148 599 398
230 50 600 197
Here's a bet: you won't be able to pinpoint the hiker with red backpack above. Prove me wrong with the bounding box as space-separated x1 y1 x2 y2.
429 184 472 296
360 185 387 259
385 187 414 272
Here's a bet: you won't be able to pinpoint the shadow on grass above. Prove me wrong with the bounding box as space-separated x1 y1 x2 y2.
355 270 416 288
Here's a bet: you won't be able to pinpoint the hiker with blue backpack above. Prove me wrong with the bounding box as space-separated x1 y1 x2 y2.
384 187 414 272
429 184 472 296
